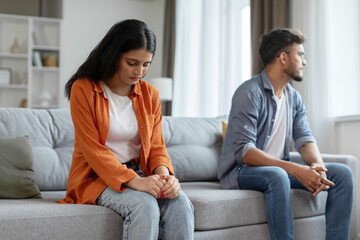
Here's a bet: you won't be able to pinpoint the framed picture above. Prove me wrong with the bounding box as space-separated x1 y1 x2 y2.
0 68 11 85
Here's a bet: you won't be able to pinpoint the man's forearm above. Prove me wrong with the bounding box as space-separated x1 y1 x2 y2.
243 148 301 176
298 142 325 167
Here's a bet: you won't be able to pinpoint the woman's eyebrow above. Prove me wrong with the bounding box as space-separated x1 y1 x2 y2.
126 58 140 62
126 58 152 63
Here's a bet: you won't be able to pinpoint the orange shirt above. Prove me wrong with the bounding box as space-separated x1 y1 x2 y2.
58 78 174 204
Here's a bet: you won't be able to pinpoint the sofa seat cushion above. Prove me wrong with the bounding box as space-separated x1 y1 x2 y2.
0 192 123 240
181 181 327 231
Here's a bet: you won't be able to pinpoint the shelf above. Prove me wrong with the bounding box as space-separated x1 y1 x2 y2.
32 66 59 72
0 14 61 109
0 14 28 22
32 104 59 109
33 45 60 51
32 16 61 24
0 53 27 59
0 84 27 89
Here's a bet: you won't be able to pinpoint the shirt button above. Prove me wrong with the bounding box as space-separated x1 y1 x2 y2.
141 126 144 129
267 136 270 138
137 110 140 114
272 119 275 122
145 141 148 144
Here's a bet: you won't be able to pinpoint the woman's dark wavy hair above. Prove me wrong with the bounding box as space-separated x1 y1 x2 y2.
64 19 156 100
259 28 305 67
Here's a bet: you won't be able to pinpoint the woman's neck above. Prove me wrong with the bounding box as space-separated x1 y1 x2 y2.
104 79 132 96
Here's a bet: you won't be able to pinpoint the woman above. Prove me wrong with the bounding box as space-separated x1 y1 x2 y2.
58 19 194 240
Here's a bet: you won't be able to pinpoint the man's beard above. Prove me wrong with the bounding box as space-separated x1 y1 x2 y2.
292 75 303 82
284 66 303 82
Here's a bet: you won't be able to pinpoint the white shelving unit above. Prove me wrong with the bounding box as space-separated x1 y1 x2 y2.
0 14 61 108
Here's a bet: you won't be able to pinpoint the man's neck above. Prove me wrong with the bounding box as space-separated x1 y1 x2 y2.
265 66 291 98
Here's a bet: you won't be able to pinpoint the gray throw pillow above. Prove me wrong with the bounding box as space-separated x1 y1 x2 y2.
0 136 41 199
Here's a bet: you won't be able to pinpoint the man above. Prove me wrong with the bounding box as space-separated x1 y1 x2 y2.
218 28 353 240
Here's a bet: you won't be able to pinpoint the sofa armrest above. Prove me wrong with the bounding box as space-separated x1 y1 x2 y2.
290 151 358 169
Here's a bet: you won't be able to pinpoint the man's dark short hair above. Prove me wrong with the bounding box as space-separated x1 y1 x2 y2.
259 28 305 67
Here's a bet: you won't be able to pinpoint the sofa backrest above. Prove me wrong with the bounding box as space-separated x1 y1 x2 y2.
163 116 226 182
0 108 226 191
0 108 74 191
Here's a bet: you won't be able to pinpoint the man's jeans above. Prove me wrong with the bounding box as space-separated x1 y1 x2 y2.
238 163 353 240
97 187 194 240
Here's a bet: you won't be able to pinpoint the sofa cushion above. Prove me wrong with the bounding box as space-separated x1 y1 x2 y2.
0 136 41 199
181 181 327 231
0 193 122 240
0 108 74 191
163 116 227 181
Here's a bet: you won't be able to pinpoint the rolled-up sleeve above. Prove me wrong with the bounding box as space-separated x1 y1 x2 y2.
292 91 316 151
231 86 260 164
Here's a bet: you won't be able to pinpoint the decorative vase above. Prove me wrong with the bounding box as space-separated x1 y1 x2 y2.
10 37 22 54
39 91 52 107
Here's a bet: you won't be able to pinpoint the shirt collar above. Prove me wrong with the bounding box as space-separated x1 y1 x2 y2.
260 70 274 91
93 80 103 94
260 70 292 97
93 80 143 99
129 81 142 98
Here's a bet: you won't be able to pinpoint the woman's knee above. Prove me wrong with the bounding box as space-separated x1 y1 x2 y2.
160 191 195 236
173 191 194 217
132 193 160 219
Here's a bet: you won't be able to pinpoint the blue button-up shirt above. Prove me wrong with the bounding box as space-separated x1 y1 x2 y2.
218 70 316 189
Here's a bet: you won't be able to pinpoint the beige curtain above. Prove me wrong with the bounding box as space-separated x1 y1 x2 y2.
251 0 289 75
162 0 176 115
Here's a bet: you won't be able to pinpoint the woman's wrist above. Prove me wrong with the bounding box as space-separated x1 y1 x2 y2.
124 176 141 189
154 165 169 176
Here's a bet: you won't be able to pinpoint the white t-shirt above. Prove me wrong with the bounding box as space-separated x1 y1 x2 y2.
101 81 141 163
264 94 286 159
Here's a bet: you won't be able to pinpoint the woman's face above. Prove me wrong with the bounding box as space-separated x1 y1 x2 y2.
115 49 153 87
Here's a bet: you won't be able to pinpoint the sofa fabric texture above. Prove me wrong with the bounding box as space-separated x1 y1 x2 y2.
0 108 358 240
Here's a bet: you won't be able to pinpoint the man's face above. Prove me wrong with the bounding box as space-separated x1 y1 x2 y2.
284 43 307 82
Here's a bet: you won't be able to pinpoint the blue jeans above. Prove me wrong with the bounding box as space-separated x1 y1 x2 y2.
97 187 194 240
238 163 353 240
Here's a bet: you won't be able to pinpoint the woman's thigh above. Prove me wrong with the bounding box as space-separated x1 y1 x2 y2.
97 187 159 217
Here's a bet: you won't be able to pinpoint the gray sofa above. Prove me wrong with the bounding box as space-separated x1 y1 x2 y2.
0 108 358 240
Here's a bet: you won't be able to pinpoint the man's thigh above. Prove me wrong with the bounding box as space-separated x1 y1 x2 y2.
238 165 289 191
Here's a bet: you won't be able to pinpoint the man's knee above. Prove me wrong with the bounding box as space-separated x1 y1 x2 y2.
267 166 289 181
327 163 354 188
263 166 290 189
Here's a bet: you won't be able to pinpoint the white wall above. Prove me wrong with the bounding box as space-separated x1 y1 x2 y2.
60 0 165 108
336 119 360 239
